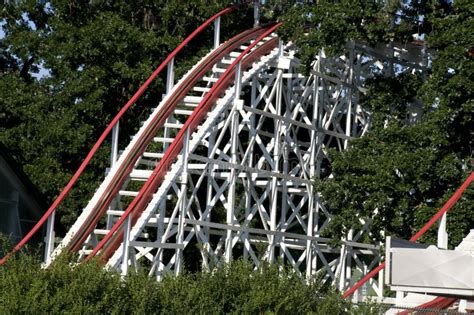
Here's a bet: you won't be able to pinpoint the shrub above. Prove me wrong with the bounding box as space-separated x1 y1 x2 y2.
0 254 377 314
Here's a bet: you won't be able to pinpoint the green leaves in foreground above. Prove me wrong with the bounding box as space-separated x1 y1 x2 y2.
0 254 378 314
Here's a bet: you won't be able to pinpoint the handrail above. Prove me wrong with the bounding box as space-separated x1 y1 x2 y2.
342 171 474 298
0 5 242 266
101 35 280 262
86 23 282 261
65 27 270 254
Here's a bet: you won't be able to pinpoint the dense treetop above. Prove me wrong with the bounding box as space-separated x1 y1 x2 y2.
272 0 473 246
0 0 246 226
0 249 379 314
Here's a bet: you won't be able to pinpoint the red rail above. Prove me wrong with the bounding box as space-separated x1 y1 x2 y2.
397 296 457 315
66 27 270 253
87 23 282 262
343 171 474 298
0 5 242 266
102 36 280 261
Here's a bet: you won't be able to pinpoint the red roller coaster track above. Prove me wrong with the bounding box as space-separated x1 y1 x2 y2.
88 25 281 262
68 26 277 255
0 4 244 265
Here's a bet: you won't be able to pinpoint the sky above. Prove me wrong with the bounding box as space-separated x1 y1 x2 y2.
0 20 5 39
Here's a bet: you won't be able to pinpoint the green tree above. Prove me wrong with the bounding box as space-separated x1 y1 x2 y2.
275 0 473 247
0 252 377 314
0 0 251 227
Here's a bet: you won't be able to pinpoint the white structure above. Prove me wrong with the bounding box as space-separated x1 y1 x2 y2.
43 17 428 298
386 236 474 297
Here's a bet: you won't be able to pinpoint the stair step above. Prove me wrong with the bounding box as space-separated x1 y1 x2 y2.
179 95 204 107
192 86 211 93
119 190 139 197
164 122 184 129
129 169 153 180
174 109 194 116
183 95 203 103
94 229 113 235
106 210 124 216
153 137 174 143
212 67 226 73
220 58 235 65
143 152 165 158
203 76 219 83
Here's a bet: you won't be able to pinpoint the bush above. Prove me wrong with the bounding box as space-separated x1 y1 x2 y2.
0 254 376 314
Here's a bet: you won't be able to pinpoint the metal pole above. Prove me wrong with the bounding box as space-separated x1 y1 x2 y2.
244 76 258 260
253 0 260 27
225 62 242 263
437 212 448 249
269 59 283 262
378 267 384 298
214 16 221 50
311 54 323 274
121 215 131 276
44 211 55 264
176 128 190 274
155 200 166 280
203 131 215 270
345 229 354 290
110 121 120 166
166 58 175 95
107 121 120 229
344 46 354 150
280 59 291 263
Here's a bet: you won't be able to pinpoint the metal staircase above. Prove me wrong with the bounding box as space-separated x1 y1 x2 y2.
49 25 279 264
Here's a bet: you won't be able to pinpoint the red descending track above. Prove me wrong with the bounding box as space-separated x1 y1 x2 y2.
88 23 282 262
0 4 251 265
66 26 276 255
343 171 474 311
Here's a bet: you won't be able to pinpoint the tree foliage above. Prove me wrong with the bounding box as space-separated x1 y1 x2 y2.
0 0 252 227
0 251 377 314
275 0 473 246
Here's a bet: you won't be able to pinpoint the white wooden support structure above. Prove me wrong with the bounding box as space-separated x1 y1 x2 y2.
121 215 131 276
253 1 260 27
166 58 175 95
48 20 431 304
176 127 190 274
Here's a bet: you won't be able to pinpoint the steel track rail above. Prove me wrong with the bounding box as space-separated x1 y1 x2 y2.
0 5 245 265
87 24 282 263
66 26 272 253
